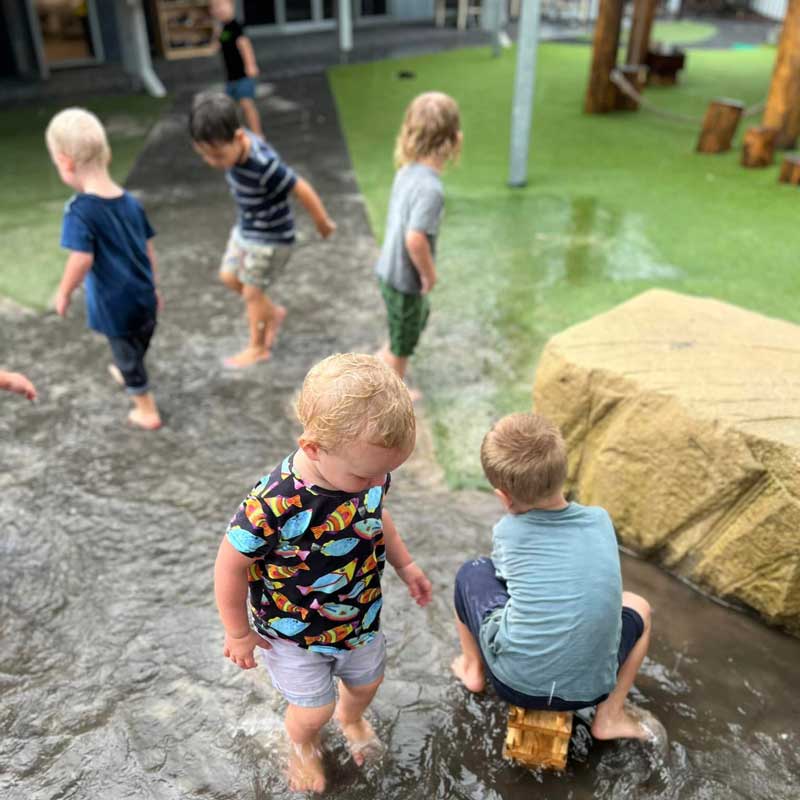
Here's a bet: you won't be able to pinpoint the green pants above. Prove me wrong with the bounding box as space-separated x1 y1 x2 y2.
379 280 430 358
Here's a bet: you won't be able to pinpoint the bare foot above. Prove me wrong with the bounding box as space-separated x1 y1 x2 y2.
223 346 271 369
451 654 486 693
128 408 162 431
108 364 125 387
264 305 287 350
335 715 384 767
591 702 660 742
287 740 326 794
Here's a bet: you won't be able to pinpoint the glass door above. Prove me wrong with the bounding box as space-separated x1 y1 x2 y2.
33 0 102 66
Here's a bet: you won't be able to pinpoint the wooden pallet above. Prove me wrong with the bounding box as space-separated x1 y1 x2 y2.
504 707 573 770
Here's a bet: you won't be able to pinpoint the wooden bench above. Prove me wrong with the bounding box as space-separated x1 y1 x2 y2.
504 707 574 770
778 153 800 185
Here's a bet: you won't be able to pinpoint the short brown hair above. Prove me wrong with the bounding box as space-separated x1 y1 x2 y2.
295 353 415 451
480 413 567 505
394 92 461 169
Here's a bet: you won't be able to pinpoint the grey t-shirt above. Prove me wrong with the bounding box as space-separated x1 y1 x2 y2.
480 503 623 702
375 163 444 294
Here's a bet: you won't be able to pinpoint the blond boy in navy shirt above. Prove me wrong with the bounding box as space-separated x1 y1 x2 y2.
46 108 162 430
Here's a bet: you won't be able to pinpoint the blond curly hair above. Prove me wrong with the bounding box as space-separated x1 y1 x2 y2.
394 92 461 169
296 353 416 451
45 108 110 168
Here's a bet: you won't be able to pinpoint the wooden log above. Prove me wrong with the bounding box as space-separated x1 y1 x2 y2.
778 153 800 184
504 707 573 770
646 46 686 86
696 99 744 154
741 126 779 167
763 0 800 149
626 0 658 67
613 64 648 111
584 0 625 114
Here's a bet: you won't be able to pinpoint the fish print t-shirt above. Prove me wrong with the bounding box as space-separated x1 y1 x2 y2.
226 451 388 652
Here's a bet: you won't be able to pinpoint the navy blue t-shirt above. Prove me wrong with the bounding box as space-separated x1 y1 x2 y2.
60 192 157 337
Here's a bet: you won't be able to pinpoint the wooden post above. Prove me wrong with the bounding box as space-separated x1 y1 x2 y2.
778 153 800 184
613 65 648 111
584 0 624 114
763 0 800 149
696 99 744 154
626 0 658 67
741 126 779 167
646 46 686 86
504 707 573 770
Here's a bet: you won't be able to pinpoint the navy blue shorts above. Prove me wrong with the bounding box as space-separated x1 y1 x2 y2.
225 77 256 101
107 316 156 396
453 557 644 711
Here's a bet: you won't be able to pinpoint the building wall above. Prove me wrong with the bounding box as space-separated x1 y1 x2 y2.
389 0 434 18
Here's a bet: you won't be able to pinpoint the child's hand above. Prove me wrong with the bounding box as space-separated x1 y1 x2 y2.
420 270 437 295
395 561 432 607
54 291 70 317
156 289 164 313
2 372 37 401
223 629 272 669
316 217 337 239
246 65 260 78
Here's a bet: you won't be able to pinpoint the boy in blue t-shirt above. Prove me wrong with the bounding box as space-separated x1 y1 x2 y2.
189 92 335 368
46 108 162 430
452 412 656 741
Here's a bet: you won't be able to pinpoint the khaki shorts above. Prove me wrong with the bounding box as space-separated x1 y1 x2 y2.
220 228 292 290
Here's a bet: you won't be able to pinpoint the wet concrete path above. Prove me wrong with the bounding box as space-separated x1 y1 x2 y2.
2 76 799 799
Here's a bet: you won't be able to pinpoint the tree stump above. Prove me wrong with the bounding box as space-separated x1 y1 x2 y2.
741 126 779 167
778 153 800 184
697 99 744 154
504 707 573 770
646 46 686 86
613 65 648 111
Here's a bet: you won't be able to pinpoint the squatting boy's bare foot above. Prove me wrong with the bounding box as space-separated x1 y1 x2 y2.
591 703 660 742
287 740 326 794
264 305 287 350
223 346 271 369
335 715 383 767
127 408 162 431
451 654 485 693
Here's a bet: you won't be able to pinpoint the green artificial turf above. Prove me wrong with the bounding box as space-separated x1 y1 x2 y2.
0 94 168 310
330 43 797 488
647 21 717 45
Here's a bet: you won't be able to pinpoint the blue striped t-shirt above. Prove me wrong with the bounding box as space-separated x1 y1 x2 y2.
225 131 297 245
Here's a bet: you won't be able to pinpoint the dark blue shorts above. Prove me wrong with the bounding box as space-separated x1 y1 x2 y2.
225 77 256 101
107 315 156 396
453 557 644 711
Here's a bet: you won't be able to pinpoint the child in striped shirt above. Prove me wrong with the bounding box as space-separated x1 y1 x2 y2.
190 92 336 368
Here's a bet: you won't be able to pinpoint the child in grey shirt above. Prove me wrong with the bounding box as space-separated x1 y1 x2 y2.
375 92 461 396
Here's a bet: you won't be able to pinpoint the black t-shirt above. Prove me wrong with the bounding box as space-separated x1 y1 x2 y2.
219 19 246 81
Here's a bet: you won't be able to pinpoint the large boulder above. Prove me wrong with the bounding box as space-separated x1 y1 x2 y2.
533 289 800 635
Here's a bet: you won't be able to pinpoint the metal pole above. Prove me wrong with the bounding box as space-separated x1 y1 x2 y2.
118 0 166 98
339 0 353 54
490 0 502 57
508 0 541 186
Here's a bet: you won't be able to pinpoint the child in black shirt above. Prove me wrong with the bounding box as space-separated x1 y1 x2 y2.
210 0 263 137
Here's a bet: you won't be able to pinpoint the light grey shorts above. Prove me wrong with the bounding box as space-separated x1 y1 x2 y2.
261 631 386 708
220 228 292 290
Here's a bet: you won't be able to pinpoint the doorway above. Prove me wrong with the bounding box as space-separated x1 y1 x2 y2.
32 0 103 67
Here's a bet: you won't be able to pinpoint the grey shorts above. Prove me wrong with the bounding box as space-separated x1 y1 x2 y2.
260 631 386 708
220 228 292 290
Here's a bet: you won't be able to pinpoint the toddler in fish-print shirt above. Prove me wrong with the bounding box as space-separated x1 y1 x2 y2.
214 352 431 793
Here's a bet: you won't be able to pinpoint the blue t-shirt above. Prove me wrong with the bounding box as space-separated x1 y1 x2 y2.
60 192 157 337
225 132 297 245
480 503 623 703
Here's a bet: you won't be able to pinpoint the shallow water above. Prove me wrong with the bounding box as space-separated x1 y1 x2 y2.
2 76 799 799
